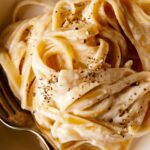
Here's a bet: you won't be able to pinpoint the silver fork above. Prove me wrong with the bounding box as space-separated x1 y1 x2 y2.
0 66 56 150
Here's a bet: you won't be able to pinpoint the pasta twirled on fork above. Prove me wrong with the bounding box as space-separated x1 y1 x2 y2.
0 0 150 149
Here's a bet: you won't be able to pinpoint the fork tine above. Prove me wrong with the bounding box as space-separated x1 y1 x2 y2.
0 67 21 113
0 104 9 118
0 81 21 112
0 91 13 117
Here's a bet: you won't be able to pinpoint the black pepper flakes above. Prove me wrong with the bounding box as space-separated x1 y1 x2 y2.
131 82 138 87
33 92 36 96
48 80 51 84
80 70 84 74
75 27 79 30
108 107 111 111
119 110 126 117
83 39 87 43
109 118 113 123
122 134 125 138
120 122 124 126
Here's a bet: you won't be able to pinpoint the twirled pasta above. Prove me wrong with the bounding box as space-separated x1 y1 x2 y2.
0 0 150 149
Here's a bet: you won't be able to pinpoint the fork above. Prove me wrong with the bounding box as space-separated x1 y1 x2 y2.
0 66 56 150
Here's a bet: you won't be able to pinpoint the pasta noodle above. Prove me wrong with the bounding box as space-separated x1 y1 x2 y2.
0 0 150 149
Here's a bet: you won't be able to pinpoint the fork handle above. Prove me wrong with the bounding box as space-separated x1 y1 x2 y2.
30 129 52 150
31 125 57 150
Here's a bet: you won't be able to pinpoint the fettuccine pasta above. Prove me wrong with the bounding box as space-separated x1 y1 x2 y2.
0 0 150 149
